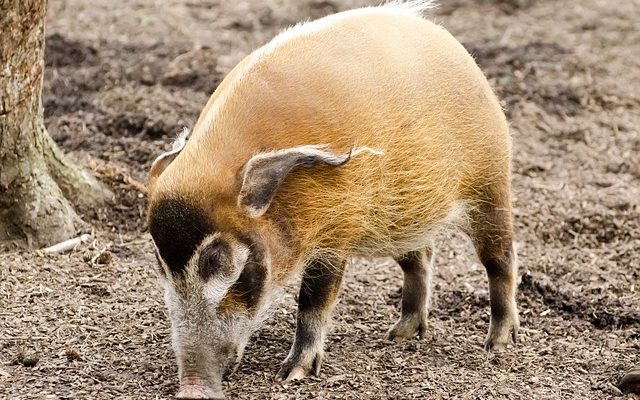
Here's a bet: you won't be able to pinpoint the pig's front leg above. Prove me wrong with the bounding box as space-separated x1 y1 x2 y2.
277 257 346 381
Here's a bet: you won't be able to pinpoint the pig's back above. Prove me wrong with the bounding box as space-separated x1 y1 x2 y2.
239 7 507 155
179 5 510 256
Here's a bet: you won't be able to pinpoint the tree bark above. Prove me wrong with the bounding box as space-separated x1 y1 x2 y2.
0 0 111 248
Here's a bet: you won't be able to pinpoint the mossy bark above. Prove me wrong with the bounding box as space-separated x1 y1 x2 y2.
0 0 111 248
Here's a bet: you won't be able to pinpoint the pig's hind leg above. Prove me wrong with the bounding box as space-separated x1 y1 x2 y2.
277 257 346 381
466 183 519 352
387 245 434 342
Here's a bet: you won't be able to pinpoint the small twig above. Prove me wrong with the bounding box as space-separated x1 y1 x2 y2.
42 234 91 254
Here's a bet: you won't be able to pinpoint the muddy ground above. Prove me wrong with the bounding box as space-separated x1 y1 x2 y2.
1 0 639 399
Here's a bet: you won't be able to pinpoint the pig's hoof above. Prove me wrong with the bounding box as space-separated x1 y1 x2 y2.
283 366 308 381
387 315 426 342
277 364 311 381
277 353 323 381
484 318 518 352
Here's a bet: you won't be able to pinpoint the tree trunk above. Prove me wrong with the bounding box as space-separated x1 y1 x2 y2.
0 0 111 248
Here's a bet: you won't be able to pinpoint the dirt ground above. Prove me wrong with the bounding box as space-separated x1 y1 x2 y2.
1 0 639 399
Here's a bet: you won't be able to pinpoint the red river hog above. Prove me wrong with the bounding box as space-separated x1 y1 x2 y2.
146 1 519 398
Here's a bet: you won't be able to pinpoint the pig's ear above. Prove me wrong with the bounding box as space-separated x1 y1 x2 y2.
238 144 382 218
148 128 190 189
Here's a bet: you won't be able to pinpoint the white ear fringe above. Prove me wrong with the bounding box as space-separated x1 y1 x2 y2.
351 145 385 157
152 127 190 165
172 127 190 151
245 144 383 170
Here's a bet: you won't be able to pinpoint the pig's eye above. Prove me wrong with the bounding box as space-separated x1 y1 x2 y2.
198 239 230 280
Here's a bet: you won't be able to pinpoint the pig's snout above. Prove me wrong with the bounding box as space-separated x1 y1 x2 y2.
176 376 225 400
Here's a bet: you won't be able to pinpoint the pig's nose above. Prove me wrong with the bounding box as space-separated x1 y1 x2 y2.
176 376 224 399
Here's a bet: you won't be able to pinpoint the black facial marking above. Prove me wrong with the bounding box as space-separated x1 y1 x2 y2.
231 235 266 310
198 239 231 280
148 198 214 275
236 234 264 261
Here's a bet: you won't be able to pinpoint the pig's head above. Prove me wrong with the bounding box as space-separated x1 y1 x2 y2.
147 131 365 399
149 198 267 399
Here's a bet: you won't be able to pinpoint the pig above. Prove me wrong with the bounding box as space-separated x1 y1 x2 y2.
146 1 519 398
